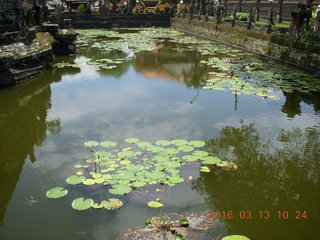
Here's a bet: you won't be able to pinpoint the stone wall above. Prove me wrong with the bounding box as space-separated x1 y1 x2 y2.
49 13 171 28
172 16 320 76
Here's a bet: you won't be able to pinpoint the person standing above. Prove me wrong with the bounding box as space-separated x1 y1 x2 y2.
315 5 320 32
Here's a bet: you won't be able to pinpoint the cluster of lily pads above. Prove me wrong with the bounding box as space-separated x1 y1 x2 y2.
75 28 181 53
46 138 237 211
168 33 320 97
55 56 124 71
56 28 320 97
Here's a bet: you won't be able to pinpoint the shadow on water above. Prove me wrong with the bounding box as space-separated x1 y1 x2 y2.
192 122 320 239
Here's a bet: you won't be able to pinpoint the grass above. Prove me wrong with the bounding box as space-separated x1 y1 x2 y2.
255 20 291 28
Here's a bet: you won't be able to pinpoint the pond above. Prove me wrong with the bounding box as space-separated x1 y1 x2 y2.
0 28 320 240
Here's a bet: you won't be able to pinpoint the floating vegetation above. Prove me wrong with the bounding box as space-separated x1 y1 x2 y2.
147 201 164 208
46 187 68 199
55 28 319 97
222 235 251 240
72 197 94 210
46 138 236 210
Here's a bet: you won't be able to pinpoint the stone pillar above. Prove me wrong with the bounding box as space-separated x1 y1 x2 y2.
255 0 260 21
238 0 242 12
277 0 283 23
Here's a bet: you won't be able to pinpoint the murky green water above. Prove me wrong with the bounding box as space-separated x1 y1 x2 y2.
0 29 320 240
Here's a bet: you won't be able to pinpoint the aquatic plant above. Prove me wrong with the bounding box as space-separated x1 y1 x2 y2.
46 138 235 210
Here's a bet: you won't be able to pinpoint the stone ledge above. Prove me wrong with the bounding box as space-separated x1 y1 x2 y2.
172 17 320 77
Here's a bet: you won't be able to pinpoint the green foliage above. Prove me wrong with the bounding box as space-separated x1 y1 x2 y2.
236 12 249 21
77 4 86 15
178 218 189 227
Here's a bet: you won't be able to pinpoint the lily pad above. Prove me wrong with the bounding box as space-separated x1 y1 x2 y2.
182 155 199 162
171 139 188 146
193 150 209 157
66 175 85 185
84 141 99 147
155 140 171 146
222 235 251 240
72 197 94 210
201 156 222 165
83 178 95 185
109 184 132 195
175 234 185 240
106 198 123 210
100 141 117 148
125 138 140 144
178 145 194 152
46 187 68 199
179 219 189 227
188 140 205 147
200 166 211 173
147 201 164 208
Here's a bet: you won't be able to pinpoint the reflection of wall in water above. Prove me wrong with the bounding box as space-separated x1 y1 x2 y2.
0 68 71 226
282 91 320 118
134 47 208 88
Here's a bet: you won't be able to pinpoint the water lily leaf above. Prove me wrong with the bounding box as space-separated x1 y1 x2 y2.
201 156 222 165
146 146 164 153
163 148 179 155
66 175 85 185
125 138 140 144
120 159 131 165
171 139 188 146
95 178 105 184
166 175 184 184
72 197 94 210
76 171 84 176
155 140 171 146
222 235 251 240
137 141 152 149
96 151 113 159
92 203 103 209
107 198 123 209
193 150 209 157
84 141 99 147
109 184 132 195
91 173 102 179
200 166 211 173
100 141 117 148
74 164 84 168
133 181 146 188
179 219 189 227
118 151 136 158
178 145 194 152
175 234 185 240
46 187 68 199
188 140 205 147
102 174 113 180
147 201 164 208
83 178 95 185
182 155 199 162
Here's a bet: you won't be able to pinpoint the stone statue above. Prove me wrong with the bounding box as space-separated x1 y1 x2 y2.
247 7 254 30
231 5 237 27
189 0 195 22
